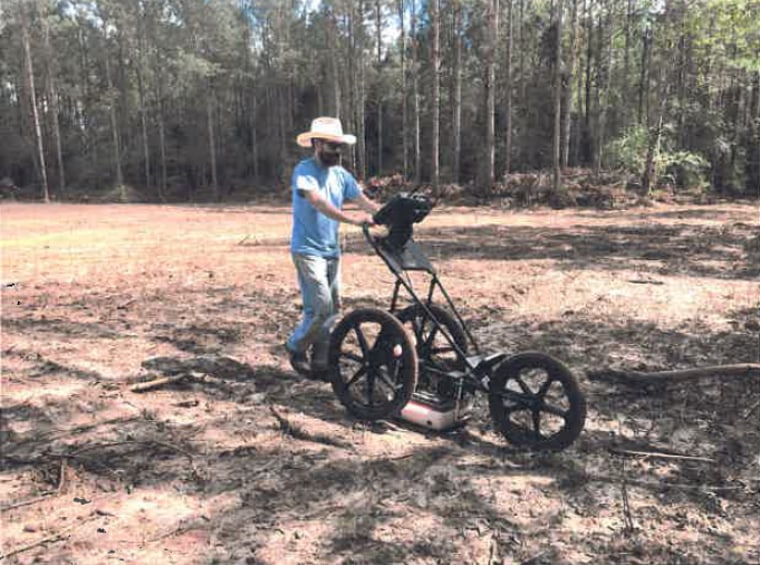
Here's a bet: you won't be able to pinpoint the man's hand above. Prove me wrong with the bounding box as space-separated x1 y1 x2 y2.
354 214 375 227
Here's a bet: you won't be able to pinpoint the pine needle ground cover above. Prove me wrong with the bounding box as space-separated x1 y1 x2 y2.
1 202 758 564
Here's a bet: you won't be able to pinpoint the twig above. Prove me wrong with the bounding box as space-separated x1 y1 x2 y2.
0 516 96 560
520 550 550 565
130 374 190 392
0 491 55 513
590 474 745 492
743 398 760 419
268 405 352 449
64 440 201 480
57 457 67 492
609 447 715 463
589 363 760 386
621 458 635 534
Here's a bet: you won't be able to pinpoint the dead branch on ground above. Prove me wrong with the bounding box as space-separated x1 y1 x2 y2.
130 371 228 393
268 405 352 449
588 363 760 386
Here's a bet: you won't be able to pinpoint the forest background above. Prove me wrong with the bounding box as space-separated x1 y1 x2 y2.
1 0 759 204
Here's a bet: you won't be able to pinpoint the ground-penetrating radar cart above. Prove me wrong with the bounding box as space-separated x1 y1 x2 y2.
326 192 586 451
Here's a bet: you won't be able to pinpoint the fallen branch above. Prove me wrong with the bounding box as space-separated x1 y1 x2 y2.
588 363 760 386
0 516 97 560
0 491 55 513
130 371 229 393
609 447 716 463
0 458 67 513
130 374 191 392
268 405 352 449
590 474 746 492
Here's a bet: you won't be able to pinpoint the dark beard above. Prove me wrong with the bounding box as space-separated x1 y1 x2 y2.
318 150 340 167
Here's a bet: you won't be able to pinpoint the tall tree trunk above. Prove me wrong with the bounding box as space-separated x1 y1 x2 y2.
411 0 421 184
485 0 497 190
355 1 367 180
594 1 614 178
207 83 219 200
747 69 760 196
452 0 463 183
622 0 633 129
553 0 563 194
376 0 383 176
21 1 50 202
105 57 124 190
137 65 150 192
329 11 341 118
518 0 526 104
561 0 578 168
136 7 150 193
638 26 652 125
38 0 64 196
583 4 593 164
152 44 167 202
77 21 96 168
251 89 259 183
642 20 671 196
398 0 408 179
504 0 513 176
431 0 441 189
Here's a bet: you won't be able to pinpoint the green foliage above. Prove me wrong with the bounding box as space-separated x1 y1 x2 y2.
606 126 649 174
660 151 709 191
606 127 709 190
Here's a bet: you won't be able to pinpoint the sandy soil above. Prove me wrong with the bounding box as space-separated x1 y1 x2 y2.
1 200 759 565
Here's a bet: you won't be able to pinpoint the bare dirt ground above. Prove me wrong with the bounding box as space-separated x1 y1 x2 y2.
1 200 759 565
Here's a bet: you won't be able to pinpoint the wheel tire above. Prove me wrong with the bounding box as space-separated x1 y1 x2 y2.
395 304 468 374
329 308 418 421
488 352 586 451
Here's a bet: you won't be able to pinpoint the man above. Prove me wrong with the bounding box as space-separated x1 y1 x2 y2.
286 117 379 378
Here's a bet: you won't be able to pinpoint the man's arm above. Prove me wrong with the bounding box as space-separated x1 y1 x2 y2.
300 189 372 226
353 191 381 215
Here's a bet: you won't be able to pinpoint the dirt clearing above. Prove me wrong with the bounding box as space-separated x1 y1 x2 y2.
1 201 759 564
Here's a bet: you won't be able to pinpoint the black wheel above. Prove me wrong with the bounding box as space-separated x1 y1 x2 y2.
395 304 468 376
329 308 418 421
488 352 586 451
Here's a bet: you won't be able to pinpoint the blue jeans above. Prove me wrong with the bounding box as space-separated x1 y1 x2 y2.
286 253 341 368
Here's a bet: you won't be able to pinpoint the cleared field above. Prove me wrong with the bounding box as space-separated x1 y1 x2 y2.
1 201 758 564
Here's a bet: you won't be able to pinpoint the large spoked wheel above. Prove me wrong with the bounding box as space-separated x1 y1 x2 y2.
329 308 418 421
395 304 468 376
488 352 586 451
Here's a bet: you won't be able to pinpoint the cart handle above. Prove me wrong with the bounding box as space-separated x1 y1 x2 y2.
361 222 389 245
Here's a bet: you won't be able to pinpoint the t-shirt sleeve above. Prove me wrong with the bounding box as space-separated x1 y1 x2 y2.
293 164 318 193
342 169 362 200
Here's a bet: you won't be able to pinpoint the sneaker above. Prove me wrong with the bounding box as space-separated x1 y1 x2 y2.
286 344 310 375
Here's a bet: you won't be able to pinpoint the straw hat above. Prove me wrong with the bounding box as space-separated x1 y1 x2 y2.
296 117 357 148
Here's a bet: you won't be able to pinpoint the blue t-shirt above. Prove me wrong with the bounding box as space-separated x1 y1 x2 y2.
290 157 362 258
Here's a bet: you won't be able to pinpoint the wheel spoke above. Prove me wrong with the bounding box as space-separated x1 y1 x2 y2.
537 377 555 399
353 324 371 358
423 325 439 351
497 389 534 409
532 409 543 440
341 351 364 364
378 370 402 394
539 401 568 418
365 369 376 405
513 375 532 395
411 318 424 343
346 366 367 387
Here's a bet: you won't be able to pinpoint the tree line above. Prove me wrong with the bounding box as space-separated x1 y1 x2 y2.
1 0 758 203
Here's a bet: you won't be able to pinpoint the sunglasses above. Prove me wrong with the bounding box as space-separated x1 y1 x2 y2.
319 140 344 151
